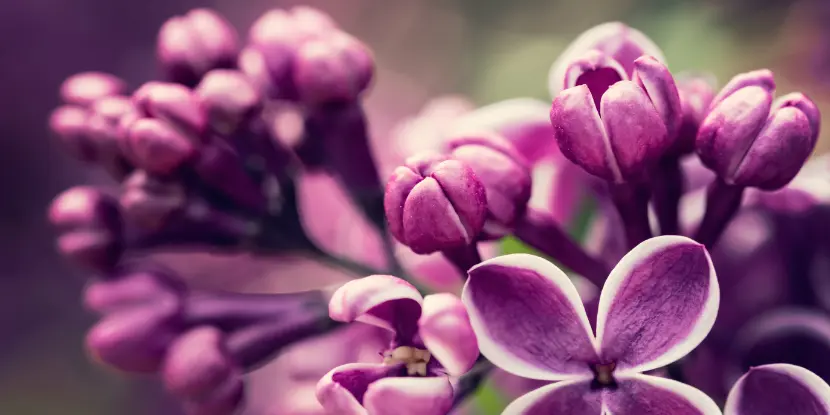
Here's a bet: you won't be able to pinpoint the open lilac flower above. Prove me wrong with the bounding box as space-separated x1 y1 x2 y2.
724 364 830 415
462 235 721 414
317 275 479 415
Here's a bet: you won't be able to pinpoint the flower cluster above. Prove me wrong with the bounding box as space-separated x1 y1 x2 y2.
46 6 830 415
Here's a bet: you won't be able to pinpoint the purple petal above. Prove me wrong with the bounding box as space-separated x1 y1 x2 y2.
564 50 628 108
363 376 454 415
600 80 669 181
725 364 830 415
709 69 775 109
329 275 423 341
731 105 815 190
316 363 395 415
606 373 721 415
501 379 601 415
462 254 598 381
418 293 479 376
551 85 622 182
633 56 682 140
596 235 719 373
695 85 773 180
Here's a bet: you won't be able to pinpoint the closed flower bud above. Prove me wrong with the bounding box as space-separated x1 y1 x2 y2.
163 327 240 401
292 32 374 104
696 70 820 190
49 187 124 271
446 132 532 238
548 22 666 96
674 73 716 155
132 82 207 140
384 154 487 254
86 299 181 373
49 106 97 162
195 70 262 135
550 52 676 183
84 268 184 314
125 118 196 175
59 72 126 107
157 9 238 87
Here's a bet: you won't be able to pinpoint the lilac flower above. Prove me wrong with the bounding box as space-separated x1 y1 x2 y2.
317 275 479 415
462 235 720 414
384 153 487 255
724 364 830 415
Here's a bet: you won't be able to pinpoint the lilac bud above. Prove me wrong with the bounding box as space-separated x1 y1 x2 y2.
86 96 139 177
49 106 97 162
133 82 207 139
195 70 262 135
59 72 126 107
384 154 487 254
157 9 238 86
548 22 666 96
85 268 184 314
696 70 819 190
550 51 671 183
120 171 187 229
674 73 716 155
163 327 241 402
292 32 374 104
49 187 123 271
125 118 196 174
245 7 337 99
86 300 181 373
192 138 268 213
446 132 532 238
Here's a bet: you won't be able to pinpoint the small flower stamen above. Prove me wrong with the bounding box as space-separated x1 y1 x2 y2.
382 346 431 376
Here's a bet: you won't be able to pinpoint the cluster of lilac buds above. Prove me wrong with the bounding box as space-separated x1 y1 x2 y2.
45 6 830 415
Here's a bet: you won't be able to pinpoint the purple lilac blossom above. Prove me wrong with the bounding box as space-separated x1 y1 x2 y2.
724 364 830 415
462 235 720 414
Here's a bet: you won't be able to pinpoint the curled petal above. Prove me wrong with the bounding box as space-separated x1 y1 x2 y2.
633 56 682 140
363 376 454 415
329 275 423 340
606 373 722 415
724 364 830 415
600 80 669 181
501 379 600 415
731 106 814 190
418 293 479 376
696 86 773 180
596 235 719 373
463 254 598 381
709 69 775 109
316 363 394 415
551 85 621 182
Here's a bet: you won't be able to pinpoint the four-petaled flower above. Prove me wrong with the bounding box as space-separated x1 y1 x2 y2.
317 275 479 415
462 235 721 414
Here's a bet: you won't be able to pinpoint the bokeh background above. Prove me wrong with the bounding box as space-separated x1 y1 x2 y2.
3 0 830 413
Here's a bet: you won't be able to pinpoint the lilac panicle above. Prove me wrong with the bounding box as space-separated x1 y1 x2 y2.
696 70 820 190
548 22 666 97
318 275 479 415
384 153 487 254
550 51 679 183
725 364 830 415
445 132 532 238
49 187 124 272
462 236 721 414
157 8 239 87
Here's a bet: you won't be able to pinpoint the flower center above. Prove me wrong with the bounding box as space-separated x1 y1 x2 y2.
383 346 431 376
592 362 617 388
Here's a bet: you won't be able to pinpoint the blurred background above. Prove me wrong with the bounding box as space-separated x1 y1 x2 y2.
2 0 830 413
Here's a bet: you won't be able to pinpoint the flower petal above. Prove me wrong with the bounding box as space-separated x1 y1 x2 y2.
462 254 598 381
606 373 722 415
329 275 423 340
363 376 454 415
596 235 719 373
316 363 396 415
418 293 479 376
724 364 830 415
501 379 601 415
